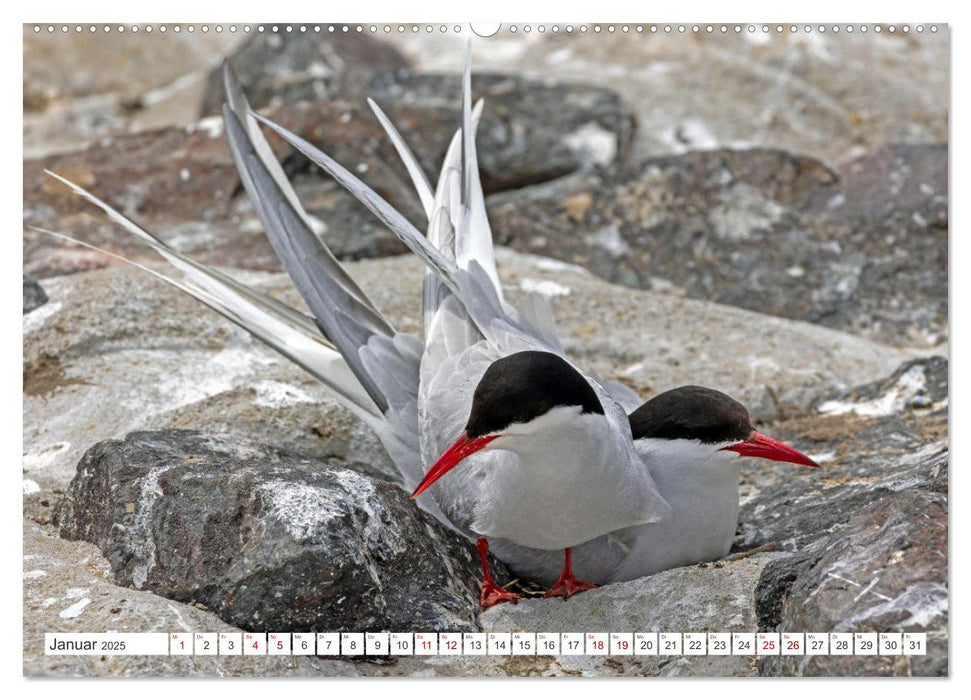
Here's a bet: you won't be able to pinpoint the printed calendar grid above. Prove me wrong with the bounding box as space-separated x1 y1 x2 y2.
44 631 927 657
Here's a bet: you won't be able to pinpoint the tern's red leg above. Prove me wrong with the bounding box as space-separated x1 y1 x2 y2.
543 547 599 600
476 538 520 609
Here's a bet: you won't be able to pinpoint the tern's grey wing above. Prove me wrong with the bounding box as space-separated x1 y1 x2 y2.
223 62 391 333
602 379 646 415
367 97 435 217
251 111 462 296
224 108 403 414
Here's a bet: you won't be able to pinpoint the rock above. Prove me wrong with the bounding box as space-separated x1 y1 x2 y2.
478 554 778 676
395 30 949 166
368 73 635 192
23 28 242 158
199 32 410 116
735 356 948 551
24 119 282 278
23 107 422 277
488 145 947 347
24 518 359 677
756 491 947 676
731 357 948 676
26 72 636 277
24 275 48 313
56 430 497 633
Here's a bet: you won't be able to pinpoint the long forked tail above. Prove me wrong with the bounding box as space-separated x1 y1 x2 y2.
29 216 381 421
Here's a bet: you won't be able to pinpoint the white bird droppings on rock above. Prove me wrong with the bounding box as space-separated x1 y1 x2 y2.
252 380 317 408
563 121 617 166
519 278 572 298
256 479 355 540
818 364 927 417
23 301 62 334
587 225 630 258
59 597 91 619
186 115 223 139
23 442 72 472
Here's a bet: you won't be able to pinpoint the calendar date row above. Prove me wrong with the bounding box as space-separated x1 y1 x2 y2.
46 631 927 657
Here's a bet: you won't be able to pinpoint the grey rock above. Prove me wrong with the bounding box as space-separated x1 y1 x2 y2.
731 357 948 676
735 356 948 553
24 518 359 677
368 73 635 193
478 553 778 676
200 32 410 116
26 73 634 276
488 145 947 347
56 430 498 633
394 31 949 166
756 490 947 676
23 275 48 313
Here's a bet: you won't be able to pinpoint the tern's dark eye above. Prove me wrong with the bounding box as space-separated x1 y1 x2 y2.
628 385 753 444
465 351 604 439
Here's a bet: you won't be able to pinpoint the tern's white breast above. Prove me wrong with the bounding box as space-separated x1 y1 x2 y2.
610 439 742 582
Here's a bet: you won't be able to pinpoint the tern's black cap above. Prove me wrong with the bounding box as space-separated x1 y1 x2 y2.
465 351 605 439
628 385 753 444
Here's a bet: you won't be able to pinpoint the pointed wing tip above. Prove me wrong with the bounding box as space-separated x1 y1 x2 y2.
43 168 67 183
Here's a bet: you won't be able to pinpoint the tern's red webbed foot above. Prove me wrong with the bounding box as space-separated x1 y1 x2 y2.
543 547 599 600
480 580 521 608
543 575 598 600
476 538 520 609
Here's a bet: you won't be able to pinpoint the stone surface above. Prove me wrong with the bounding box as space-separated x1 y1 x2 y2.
23 27 243 158
25 73 636 277
24 518 359 677
199 32 410 116
394 30 949 166
731 356 948 677
756 490 947 676
25 30 949 170
23 275 48 313
488 145 947 347
368 73 635 192
56 430 494 633
478 553 777 676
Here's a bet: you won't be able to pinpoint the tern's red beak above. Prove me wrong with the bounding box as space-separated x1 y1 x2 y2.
411 432 500 499
721 432 819 468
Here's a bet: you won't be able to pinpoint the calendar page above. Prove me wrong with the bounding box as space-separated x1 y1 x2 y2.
22 14 948 680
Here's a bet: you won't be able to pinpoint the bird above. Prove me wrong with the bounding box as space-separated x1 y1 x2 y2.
36 49 818 609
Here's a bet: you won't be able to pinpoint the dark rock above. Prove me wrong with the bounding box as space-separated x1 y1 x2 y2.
199 32 410 116
368 73 636 193
25 72 635 276
23 275 48 313
735 357 948 553
488 145 947 347
732 357 948 676
57 430 502 633
757 490 947 676
22 106 421 277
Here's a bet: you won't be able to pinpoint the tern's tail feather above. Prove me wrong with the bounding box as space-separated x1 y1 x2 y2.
456 47 502 298
30 224 381 421
222 62 388 329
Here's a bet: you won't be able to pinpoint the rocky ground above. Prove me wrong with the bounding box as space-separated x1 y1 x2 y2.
23 28 947 677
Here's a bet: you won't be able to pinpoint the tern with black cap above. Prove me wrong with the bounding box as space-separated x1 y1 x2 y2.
40 49 818 609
